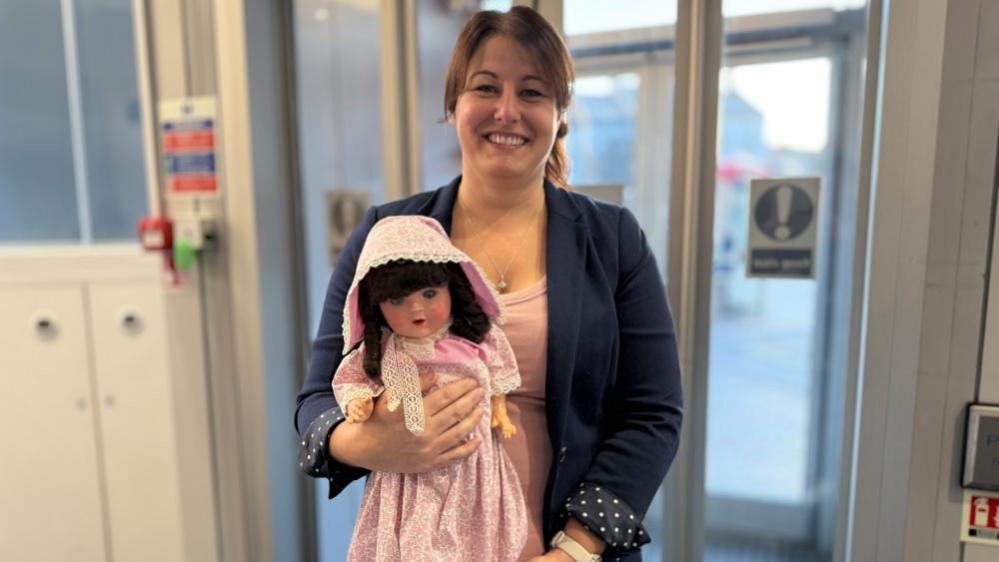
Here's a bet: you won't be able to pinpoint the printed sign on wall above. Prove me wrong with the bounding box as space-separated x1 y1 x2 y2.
962 491 999 546
747 177 820 279
159 97 218 195
326 190 370 263
963 404 999 490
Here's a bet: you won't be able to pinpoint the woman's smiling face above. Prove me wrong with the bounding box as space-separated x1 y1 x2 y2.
453 35 561 185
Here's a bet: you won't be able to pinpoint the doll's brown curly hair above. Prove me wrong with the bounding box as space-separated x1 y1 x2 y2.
357 260 491 379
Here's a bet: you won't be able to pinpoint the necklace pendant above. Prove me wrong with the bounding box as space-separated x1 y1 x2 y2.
496 278 508 293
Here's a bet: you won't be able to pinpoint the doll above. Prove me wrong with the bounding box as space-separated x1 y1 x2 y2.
331 215 527 562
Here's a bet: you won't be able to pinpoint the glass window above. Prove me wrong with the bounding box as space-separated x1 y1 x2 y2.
565 0 676 35
565 12 675 280
0 0 147 245
292 1 387 560
723 0 866 17
0 1 79 242
479 0 512 13
416 0 465 191
294 0 387 332
567 69 675 279
568 73 642 190
75 0 147 241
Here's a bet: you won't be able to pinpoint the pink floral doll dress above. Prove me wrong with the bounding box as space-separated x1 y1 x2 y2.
332 215 527 562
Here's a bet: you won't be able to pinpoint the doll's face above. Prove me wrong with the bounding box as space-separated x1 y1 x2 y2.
378 284 452 339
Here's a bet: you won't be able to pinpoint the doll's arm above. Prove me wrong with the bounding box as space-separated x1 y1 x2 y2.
332 347 383 424
345 396 374 423
490 394 516 438
482 325 521 396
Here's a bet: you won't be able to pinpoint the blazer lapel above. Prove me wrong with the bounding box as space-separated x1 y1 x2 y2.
422 177 460 234
543 181 586 447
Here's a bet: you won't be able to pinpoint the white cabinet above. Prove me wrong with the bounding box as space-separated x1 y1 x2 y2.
0 284 108 561
0 249 197 562
87 281 185 561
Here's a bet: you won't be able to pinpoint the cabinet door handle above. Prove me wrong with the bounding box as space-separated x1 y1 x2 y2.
118 307 143 332
30 311 58 339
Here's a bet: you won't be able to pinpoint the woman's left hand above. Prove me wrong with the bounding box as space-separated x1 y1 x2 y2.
527 550 573 562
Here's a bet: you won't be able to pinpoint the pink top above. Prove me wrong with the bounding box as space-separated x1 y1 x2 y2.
498 277 552 561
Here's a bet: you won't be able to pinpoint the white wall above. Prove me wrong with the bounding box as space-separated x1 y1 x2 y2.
974 0 999 409
849 0 999 561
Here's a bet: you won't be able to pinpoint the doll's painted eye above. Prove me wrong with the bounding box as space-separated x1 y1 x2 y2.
387 297 405 306
422 288 438 299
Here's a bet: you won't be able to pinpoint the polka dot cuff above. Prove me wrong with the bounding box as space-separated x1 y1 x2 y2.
561 482 650 555
297 406 369 499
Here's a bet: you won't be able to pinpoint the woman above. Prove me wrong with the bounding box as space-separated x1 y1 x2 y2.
295 7 683 561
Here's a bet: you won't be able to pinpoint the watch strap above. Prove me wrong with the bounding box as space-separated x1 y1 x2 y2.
551 530 601 562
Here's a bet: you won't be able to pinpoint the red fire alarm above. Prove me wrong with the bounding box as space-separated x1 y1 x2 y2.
137 215 181 286
138 216 173 251
962 491 999 545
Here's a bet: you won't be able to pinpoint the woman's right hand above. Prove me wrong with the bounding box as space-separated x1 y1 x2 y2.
328 376 486 473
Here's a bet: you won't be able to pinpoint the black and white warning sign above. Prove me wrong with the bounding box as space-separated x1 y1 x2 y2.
747 178 820 279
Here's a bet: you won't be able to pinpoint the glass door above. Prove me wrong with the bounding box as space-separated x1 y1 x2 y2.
703 2 869 560
561 2 870 559
708 54 836 556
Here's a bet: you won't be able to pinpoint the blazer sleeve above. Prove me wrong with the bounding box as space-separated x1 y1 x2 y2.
563 207 684 555
295 206 379 498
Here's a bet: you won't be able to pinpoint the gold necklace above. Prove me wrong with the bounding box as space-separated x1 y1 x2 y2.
458 197 542 293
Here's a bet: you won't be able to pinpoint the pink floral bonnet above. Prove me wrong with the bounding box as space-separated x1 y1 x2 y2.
342 215 504 354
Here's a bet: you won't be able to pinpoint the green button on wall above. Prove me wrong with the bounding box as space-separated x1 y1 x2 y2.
174 240 196 271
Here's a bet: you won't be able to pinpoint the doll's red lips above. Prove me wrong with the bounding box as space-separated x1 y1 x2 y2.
412 319 426 325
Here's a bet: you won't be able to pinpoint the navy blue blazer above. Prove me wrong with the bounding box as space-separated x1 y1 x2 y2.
296 177 683 560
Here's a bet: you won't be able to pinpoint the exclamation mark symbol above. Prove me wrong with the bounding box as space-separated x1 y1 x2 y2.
775 185 793 240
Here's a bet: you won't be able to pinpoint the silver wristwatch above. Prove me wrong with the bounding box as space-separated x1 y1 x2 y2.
550 530 602 562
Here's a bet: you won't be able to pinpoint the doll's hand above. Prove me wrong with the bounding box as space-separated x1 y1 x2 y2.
490 394 517 439
346 397 373 423
491 411 517 439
